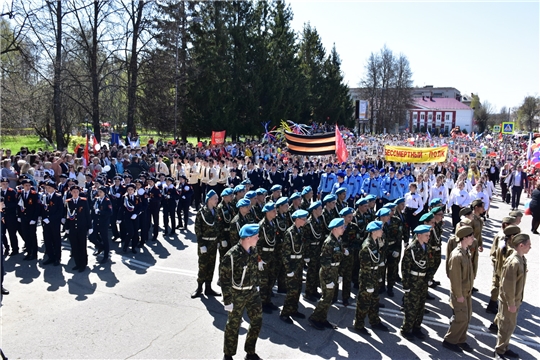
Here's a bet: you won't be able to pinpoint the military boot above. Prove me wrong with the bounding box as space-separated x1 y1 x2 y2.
191 282 203 298
486 300 498 314
205 281 221 296
387 286 395 297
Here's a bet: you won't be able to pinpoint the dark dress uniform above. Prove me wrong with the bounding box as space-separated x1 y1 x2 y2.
162 185 179 234
109 183 125 240
177 182 193 229
146 184 162 240
17 188 40 260
118 193 142 253
65 196 92 270
1 187 19 254
91 196 113 260
41 191 64 263
137 189 149 245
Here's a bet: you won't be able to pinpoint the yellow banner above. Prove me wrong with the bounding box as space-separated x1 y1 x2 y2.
384 146 448 163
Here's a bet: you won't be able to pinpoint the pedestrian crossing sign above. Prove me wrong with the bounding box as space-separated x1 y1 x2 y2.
502 122 514 134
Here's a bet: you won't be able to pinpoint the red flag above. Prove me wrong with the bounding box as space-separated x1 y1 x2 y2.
211 131 226 145
93 135 99 154
74 143 81 155
335 125 348 163
83 135 90 167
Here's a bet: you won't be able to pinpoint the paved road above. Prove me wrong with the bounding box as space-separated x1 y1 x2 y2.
1 194 539 359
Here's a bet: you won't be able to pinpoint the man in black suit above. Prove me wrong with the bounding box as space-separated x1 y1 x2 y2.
289 166 304 196
17 179 40 260
1 177 19 255
41 180 64 266
91 186 113 263
506 164 528 210
64 185 92 271
118 183 142 253
108 175 125 241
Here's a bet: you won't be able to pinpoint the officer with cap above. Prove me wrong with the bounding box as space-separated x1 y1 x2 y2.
90 186 113 263
192 189 222 299
17 178 40 260
280 209 308 324
308 217 345 330
257 202 279 313
109 175 125 241
442 225 475 353
117 183 142 253
303 201 325 302
400 224 433 341
219 224 263 360
0 177 19 256
177 175 193 231
145 176 162 241
64 185 92 271
353 220 390 335
216 188 235 258
41 180 63 266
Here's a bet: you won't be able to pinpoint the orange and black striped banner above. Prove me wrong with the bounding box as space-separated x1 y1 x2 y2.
285 131 336 156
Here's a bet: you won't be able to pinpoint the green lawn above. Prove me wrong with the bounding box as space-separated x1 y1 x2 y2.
0 135 54 152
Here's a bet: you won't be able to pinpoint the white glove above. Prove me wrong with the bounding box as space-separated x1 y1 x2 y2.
366 288 374 293
175 200 179 206
17 218 21 222
338 276 343 283
200 246 207 254
61 218 66 224
224 304 233 312
43 218 50 224
168 184 174 189
88 229 93 235
287 272 294 277
392 251 399 258
326 282 335 289
304 258 311 263
344 249 349 256
256 286 260 292
115 193 121 198
29 220 36 225
182 196 186 199
403 289 410 293
166 195 170 199
95 208 100 214
428 280 433 286
117 220 122 224
258 261 266 271
221 240 227 248
131 214 137 220
65 230 69 234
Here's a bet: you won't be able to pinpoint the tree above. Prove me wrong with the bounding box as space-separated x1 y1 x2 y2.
470 94 494 133
517 96 540 132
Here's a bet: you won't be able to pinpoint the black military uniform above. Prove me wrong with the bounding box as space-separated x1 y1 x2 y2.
108 177 125 240
91 188 113 262
0 179 19 255
146 178 162 240
41 181 64 265
17 179 40 260
118 185 142 253
64 186 92 271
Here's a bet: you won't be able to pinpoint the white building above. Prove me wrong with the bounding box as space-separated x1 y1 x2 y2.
408 97 474 135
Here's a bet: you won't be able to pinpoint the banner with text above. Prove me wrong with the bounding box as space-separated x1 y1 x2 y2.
211 130 226 145
384 145 448 163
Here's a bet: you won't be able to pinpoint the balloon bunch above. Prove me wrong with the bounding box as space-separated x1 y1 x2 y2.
285 120 310 135
261 121 276 143
529 143 540 168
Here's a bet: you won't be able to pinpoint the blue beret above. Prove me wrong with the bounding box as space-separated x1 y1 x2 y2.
233 185 245 194
365 195 376 202
383 203 397 209
328 218 344 229
240 179 251 185
301 186 313 195
262 201 276 213
276 197 289 207
292 209 309 220
379 168 386 173
414 225 431 234
369 168 376 173
236 198 251 208
205 190 217 203
397 170 403 175
356 198 369 206
308 201 322 212
429 198 442 207
376 208 391 217
337 171 346 178
419 212 434 223
335 187 346 195
366 221 383 232
389 167 395 172
239 224 259 239
394 197 405 205
244 190 257 199
270 184 282 192
430 206 443 215
323 194 337 204
221 188 233 197
289 192 301 201
256 188 267 196
339 207 354 216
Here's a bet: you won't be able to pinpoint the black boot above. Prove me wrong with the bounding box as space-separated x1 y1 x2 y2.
191 283 203 298
205 282 221 297
387 286 394 297
486 300 498 314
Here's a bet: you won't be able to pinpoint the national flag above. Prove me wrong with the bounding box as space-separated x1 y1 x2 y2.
527 133 532 163
426 128 432 141
83 135 90 167
335 125 349 163
474 132 484 141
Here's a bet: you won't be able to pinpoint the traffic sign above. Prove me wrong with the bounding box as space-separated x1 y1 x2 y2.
493 125 501 133
502 122 514 134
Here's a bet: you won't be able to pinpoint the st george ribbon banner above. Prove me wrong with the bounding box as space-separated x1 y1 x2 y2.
384 145 448 163
211 130 226 145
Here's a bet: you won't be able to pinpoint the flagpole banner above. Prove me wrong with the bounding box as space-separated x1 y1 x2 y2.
335 125 348 162
285 131 335 156
211 131 226 145
384 145 448 163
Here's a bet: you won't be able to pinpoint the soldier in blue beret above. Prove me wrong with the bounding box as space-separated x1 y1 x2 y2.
217 187 236 258
400 225 433 341
231 185 246 209
321 194 339 236
288 192 302 224
375 207 392 297
257 202 279 314
274 196 290 294
383 196 407 297
300 186 313 211
229 198 256 272
308 217 345 330
302 200 325 302
334 207 361 306
219 223 263 360
334 187 348 213
268 185 282 204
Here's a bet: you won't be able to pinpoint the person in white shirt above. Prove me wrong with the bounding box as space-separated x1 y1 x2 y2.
404 182 425 241
470 182 489 215
430 174 448 207
154 155 169 176
448 180 471 229
444 171 455 196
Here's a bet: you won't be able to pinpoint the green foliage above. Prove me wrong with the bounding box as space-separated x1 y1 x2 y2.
517 96 540 132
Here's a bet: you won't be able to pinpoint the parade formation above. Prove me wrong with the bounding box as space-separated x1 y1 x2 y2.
0 129 537 360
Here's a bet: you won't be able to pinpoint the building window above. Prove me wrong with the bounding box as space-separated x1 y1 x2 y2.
413 113 418 120
428 113 433 120
436 114 441 121
420 113 425 120
445 114 450 121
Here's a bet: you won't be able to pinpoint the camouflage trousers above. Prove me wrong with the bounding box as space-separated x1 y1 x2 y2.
224 288 263 356
197 239 218 284
258 253 276 305
378 260 386 291
304 244 322 297
280 261 303 316
401 280 428 333
333 254 353 302
310 269 337 322
385 251 400 287
218 234 232 259
354 289 381 329
274 244 287 291
352 247 361 286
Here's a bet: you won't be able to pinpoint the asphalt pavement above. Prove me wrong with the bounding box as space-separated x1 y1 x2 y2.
1 192 539 359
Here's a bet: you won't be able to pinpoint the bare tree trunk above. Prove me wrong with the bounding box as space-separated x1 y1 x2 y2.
126 0 145 136
52 0 65 150
91 0 101 142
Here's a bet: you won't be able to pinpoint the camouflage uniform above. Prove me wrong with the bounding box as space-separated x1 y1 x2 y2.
470 214 483 278
428 221 443 282
400 238 432 334
303 215 325 298
256 217 278 306
194 206 222 285
352 211 368 287
321 207 338 237
377 221 389 292
251 204 263 223
354 235 383 329
310 233 343 322
219 243 262 357
274 211 289 292
230 212 255 249
280 225 305 317
333 221 360 304
446 218 472 275
216 200 234 258
385 214 405 290
300 198 311 211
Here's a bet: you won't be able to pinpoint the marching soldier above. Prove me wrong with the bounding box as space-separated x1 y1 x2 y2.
353 220 390 335
219 224 263 360
375 207 391 296
41 180 63 265
216 188 235 258
135 179 149 246
253 188 266 221
109 175 125 241
320 194 338 236
146 176 162 241
470 199 485 282
117 184 141 253
162 177 179 236
287 192 302 222
192 190 222 298
90 186 113 263
64 185 92 272
384 200 406 297
257 201 279 313
0 177 19 256
352 197 369 288
428 205 444 289
177 175 193 231
17 178 40 260
230 198 256 251
303 201 325 302
300 186 313 210
335 188 347 213
333 207 358 307
267 184 282 203
308 217 345 330
274 196 289 294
